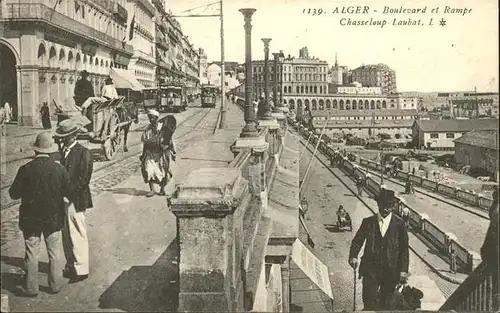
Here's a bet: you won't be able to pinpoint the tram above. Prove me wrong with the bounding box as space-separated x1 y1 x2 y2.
201 84 218 108
157 82 187 113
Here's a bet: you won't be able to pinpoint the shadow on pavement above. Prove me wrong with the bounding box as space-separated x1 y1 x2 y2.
98 238 179 312
0 272 25 294
324 224 344 233
1 256 49 275
104 187 151 197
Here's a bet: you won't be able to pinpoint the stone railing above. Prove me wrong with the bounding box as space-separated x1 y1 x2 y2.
4 3 134 55
170 101 296 311
294 124 481 274
359 158 496 211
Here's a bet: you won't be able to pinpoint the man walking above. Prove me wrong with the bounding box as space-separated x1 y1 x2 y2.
349 188 409 311
54 119 93 283
9 133 71 297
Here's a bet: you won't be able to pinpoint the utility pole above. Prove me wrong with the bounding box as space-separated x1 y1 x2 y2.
170 0 225 128
219 0 226 128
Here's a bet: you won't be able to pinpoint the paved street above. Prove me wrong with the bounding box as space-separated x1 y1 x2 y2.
359 169 489 254
298 138 453 311
0 99 247 311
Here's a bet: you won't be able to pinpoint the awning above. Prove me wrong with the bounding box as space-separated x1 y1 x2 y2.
110 68 145 91
290 239 334 312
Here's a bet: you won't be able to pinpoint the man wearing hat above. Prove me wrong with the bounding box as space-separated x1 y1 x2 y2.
74 70 94 107
55 119 94 283
140 109 177 197
9 132 72 297
348 188 409 310
101 77 118 100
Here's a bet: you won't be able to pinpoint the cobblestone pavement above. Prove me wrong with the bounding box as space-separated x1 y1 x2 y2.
1 103 213 248
0 103 228 311
299 143 453 311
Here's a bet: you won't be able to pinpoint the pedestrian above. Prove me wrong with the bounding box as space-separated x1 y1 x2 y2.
9 132 72 297
449 249 457 274
401 206 410 229
0 106 6 136
4 102 12 122
54 119 93 283
140 110 177 197
74 70 94 107
40 102 52 129
101 77 119 100
349 188 410 311
356 176 364 196
412 167 416 176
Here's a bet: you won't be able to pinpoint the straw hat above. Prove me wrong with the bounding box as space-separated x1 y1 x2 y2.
33 132 57 154
54 119 80 137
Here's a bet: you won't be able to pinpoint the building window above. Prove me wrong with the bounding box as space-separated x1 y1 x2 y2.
446 133 455 139
430 133 439 139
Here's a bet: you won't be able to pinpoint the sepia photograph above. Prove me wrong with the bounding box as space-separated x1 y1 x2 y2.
0 0 498 311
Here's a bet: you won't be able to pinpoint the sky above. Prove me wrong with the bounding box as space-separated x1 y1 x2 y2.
167 0 499 92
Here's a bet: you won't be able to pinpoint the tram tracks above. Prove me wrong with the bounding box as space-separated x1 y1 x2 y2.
0 107 212 212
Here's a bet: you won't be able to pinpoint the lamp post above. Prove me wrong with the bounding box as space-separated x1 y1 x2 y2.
239 8 258 137
260 38 273 120
272 52 280 112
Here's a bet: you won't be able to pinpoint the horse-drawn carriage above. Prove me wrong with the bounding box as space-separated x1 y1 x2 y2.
54 96 138 160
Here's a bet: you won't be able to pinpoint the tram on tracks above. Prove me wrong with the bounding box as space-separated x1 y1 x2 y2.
201 84 218 108
157 82 187 113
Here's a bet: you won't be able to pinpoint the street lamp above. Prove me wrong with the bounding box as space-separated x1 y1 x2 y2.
239 8 258 138
260 38 273 120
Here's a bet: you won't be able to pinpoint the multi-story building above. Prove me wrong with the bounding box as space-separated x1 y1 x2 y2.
152 0 200 95
351 64 397 94
0 0 132 125
330 54 347 85
450 92 499 118
251 48 329 102
198 48 208 84
126 0 156 89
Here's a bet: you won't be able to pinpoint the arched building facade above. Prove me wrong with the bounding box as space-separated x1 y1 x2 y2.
0 0 132 126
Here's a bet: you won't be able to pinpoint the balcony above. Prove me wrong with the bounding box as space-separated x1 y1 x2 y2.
5 3 133 55
112 2 128 24
155 31 169 50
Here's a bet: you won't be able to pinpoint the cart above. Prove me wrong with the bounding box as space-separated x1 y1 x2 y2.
55 97 131 160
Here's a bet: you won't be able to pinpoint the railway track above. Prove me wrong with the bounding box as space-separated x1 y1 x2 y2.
0 107 213 211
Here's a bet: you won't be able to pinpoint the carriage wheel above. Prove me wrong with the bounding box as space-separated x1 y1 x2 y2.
103 113 121 160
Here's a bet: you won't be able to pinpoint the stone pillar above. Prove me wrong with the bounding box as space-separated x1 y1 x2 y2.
260 38 273 120
171 168 250 312
16 65 40 126
239 8 258 138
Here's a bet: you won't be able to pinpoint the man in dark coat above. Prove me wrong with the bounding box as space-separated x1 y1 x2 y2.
54 119 93 283
349 188 410 311
9 132 72 297
74 70 94 107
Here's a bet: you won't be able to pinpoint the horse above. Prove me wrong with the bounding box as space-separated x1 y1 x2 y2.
117 101 139 152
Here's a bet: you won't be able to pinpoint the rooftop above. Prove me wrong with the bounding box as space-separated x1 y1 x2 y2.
415 119 498 132
312 119 414 128
453 130 499 150
310 109 419 117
